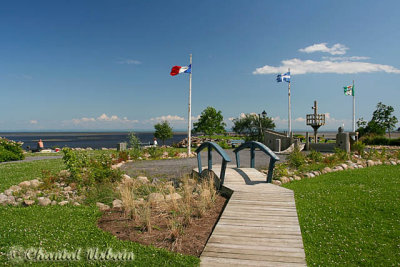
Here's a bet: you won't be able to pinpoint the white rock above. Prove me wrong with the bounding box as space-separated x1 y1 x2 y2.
19 181 31 188
390 161 397 165
341 164 348 170
280 176 290 184
59 201 69 206
293 175 302 181
96 202 110 211
37 197 51 206
112 199 123 209
165 193 182 202
366 160 374 167
4 189 13 196
51 200 57 206
10 185 21 192
321 167 332 174
309 173 315 178
64 186 72 192
122 174 133 184
30 179 41 188
272 180 282 186
24 199 35 206
137 176 149 184
0 194 8 205
148 193 164 203
73 202 80 206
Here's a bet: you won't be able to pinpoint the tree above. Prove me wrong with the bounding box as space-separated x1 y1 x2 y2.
357 102 398 138
193 106 226 136
154 121 173 145
371 102 398 138
232 113 275 141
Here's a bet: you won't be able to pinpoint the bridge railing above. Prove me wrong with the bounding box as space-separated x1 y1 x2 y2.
195 142 231 187
233 141 280 183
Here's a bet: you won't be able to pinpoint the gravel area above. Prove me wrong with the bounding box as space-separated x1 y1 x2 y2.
121 149 286 180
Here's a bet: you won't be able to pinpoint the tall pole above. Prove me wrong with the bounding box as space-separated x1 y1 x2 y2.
288 68 291 137
188 54 192 155
352 80 355 132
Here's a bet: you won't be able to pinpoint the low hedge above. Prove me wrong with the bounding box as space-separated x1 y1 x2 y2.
0 138 25 162
360 134 400 146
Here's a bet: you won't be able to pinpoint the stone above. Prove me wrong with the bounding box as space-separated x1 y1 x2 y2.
390 161 397 165
112 199 123 209
4 189 13 196
30 179 41 188
148 193 164 203
64 186 72 192
336 166 344 171
73 202 80 206
19 181 31 188
69 183 77 190
367 160 375 167
59 170 71 178
6 196 16 205
293 175 302 181
122 174 133 184
96 202 110 211
341 164 348 170
289 177 294 182
0 194 8 205
51 200 57 206
10 185 21 192
165 193 182 202
272 180 282 186
312 171 320 176
37 197 51 206
321 167 332 174
280 176 290 184
309 173 315 178
59 201 69 206
24 199 35 206
137 176 149 184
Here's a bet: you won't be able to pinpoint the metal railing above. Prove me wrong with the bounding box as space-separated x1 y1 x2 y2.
195 142 231 187
233 141 280 183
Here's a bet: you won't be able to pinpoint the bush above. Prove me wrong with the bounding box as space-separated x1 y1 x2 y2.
307 150 323 162
0 137 24 162
352 141 366 156
62 148 122 186
145 147 163 159
217 140 230 149
287 146 306 168
334 147 350 161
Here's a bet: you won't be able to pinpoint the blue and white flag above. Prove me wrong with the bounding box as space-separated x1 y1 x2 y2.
276 72 290 83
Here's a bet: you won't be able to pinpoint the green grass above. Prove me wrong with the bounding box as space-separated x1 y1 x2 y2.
0 159 64 191
284 165 400 266
0 160 199 266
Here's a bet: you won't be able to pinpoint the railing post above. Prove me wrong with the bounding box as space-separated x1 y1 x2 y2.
267 159 276 183
197 152 202 174
208 144 213 171
235 151 240 168
220 159 227 188
250 144 255 168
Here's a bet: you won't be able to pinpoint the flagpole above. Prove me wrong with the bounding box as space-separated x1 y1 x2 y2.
288 68 291 137
352 80 355 132
188 54 192 156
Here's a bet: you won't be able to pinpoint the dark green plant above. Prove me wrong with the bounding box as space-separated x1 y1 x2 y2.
193 106 226 136
351 141 366 156
287 146 306 168
307 150 323 162
145 147 163 159
154 120 173 145
0 137 25 162
232 113 275 141
334 147 350 161
217 140 230 149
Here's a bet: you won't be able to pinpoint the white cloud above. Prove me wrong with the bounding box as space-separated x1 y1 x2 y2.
29 120 38 124
191 115 200 121
294 117 306 122
322 56 370 61
116 59 141 65
253 58 400 75
299 43 348 55
69 114 138 125
150 115 185 122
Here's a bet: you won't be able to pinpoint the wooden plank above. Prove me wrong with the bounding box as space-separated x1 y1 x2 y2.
199 166 306 267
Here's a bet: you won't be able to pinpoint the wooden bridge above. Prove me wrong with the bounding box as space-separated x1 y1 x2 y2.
195 142 306 267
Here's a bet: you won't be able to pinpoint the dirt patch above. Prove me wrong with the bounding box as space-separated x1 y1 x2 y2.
97 194 228 257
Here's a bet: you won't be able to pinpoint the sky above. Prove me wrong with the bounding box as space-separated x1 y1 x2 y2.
1 0 399 132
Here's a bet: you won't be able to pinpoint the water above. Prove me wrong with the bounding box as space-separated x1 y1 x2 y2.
0 132 188 150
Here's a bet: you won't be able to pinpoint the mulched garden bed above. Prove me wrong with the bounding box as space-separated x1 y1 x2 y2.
98 194 228 257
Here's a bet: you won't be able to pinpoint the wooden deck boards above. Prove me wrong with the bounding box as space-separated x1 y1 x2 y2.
198 166 306 266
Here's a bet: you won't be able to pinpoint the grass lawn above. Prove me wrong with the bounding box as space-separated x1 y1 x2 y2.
284 165 400 266
0 160 199 266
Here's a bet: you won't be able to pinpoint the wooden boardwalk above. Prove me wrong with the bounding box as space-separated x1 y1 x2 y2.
197 166 306 267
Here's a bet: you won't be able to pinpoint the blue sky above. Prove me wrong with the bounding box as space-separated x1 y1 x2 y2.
1 0 399 131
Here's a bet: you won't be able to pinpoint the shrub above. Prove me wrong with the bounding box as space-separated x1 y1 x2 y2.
352 141 366 156
62 148 122 186
145 147 163 159
334 147 350 161
307 150 323 162
217 140 230 149
0 137 24 162
287 146 306 168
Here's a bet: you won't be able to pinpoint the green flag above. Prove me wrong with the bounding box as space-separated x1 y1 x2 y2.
343 85 354 96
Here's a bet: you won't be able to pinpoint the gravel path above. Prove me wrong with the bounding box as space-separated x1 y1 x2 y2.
0 156 62 165
122 150 287 180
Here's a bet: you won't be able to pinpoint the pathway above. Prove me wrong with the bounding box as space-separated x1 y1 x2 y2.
197 166 306 267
